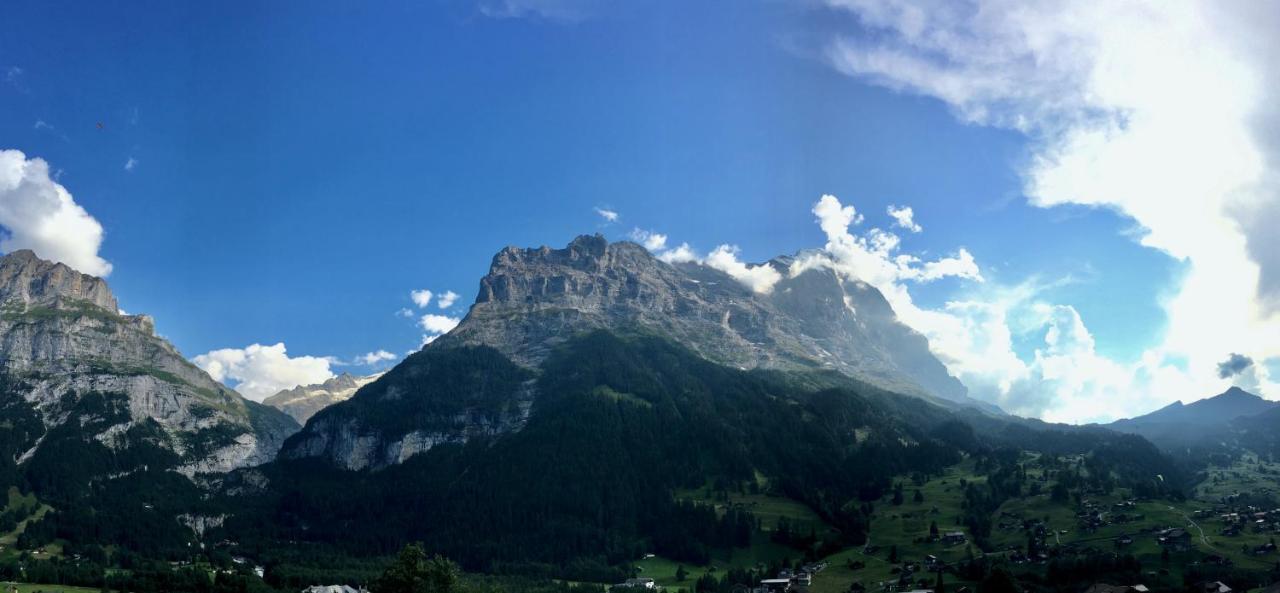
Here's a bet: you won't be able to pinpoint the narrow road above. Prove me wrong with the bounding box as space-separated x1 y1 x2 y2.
1169 505 1214 550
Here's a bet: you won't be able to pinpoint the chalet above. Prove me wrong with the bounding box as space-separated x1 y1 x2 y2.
617 578 656 589
1200 581 1232 593
1083 585 1149 593
301 587 368 593
760 578 792 593
1157 528 1191 551
942 531 966 545
1116 535 1134 547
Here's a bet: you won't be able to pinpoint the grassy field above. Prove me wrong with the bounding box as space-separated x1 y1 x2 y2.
0 584 100 593
0 488 54 560
625 486 839 591
809 458 986 593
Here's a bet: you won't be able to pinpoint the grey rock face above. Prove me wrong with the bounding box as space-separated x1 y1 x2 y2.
0 250 299 477
284 400 533 471
263 372 382 424
441 235 968 402
288 235 975 471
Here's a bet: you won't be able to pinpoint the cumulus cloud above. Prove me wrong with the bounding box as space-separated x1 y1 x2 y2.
356 350 398 366
410 289 433 308
397 308 415 318
417 312 461 348
0 149 113 276
419 313 461 335
887 205 922 233
657 243 698 264
193 343 335 402
437 290 460 309
630 228 700 264
1217 353 1255 379
704 245 783 294
594 207 619 223
811 195 981 287
795 194 1189 421
629 228 668 251
820 0 1280 417
124 157 137 172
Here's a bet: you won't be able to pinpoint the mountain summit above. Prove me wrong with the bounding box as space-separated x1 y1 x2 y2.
283 235 977 470
264 372 382 423
1107 386 1279 449
440 234 968 403
0 250 298 481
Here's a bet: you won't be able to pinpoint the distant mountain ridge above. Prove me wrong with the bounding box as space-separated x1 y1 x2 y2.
1106 386 1279 450
1111 387 1278 428
264 372 382 423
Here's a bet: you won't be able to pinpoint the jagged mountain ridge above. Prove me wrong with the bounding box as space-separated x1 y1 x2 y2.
440 234 968 403
263 372 383 423
0 250 298 479
283 235 978 471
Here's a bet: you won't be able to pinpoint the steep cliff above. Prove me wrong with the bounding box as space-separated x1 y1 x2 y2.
282 235 974 470
0 250 299 481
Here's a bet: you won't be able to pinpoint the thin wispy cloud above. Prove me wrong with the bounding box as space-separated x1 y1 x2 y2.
476 0 594 23
594 207 619 224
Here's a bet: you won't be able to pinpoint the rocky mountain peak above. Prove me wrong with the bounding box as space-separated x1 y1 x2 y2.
264 372 383 424
0 249 298 477
442 235 972 405
0 249 118 312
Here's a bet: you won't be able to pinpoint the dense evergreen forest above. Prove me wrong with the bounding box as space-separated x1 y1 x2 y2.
0 332 1244 591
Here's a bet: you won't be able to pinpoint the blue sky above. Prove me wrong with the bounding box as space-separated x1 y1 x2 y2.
3 1 1276 420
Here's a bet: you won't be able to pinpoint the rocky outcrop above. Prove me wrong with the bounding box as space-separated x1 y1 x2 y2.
264 372 382 424
439 235 969 403
285 235 978 471
0 250 299 478
278 345 535 471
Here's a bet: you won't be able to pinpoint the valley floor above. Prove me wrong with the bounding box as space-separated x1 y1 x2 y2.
616 454 1280 593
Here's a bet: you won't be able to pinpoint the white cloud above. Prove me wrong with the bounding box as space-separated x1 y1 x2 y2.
594 207 619 223
821 1 1280 418
477 0 593 23
419 313 461 335
630 228 699 264
629 228 668 251
887 204 922 233
124 157 137 172
657 243 698 264
410 289 433 308
0 149 113 276
397 307 415 318
704 245 783 294
192 342 335 402
811 194 981 287
437 290 460 309
356 350 397 366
